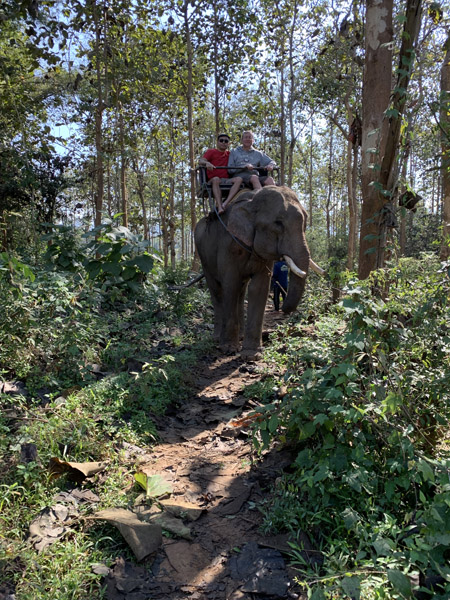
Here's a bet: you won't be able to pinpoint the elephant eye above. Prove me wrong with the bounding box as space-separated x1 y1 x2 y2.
274 220 283 228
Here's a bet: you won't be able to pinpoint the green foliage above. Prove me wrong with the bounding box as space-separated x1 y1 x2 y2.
0 253 210 600
43 217 160 292
254 257 450 598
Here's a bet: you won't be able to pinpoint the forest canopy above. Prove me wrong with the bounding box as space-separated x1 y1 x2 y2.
0 0 449 273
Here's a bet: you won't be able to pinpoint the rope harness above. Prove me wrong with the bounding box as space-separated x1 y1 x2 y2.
213 203 274 280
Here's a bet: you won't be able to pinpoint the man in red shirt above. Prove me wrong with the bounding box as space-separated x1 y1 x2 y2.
198 133 243 214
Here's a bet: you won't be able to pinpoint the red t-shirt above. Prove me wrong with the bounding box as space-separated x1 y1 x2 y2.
202 148 229 180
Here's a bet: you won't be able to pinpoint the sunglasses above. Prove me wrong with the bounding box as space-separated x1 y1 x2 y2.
218 138 230 143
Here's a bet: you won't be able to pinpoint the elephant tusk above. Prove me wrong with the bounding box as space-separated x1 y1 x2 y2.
283 255 307 279
309 259 326 276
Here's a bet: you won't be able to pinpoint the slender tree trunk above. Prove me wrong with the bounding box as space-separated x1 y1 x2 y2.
347 137 359 270
132 159 149 240
213 0 220 135
181 176 185 259
119 106 128 228
93 2 104 228
309 119 313 226
182 1 198 265
286 3 298 188
1 211 7 251
326 123 333 256
169 122 176 267
279 64 286 185
440 33 450 260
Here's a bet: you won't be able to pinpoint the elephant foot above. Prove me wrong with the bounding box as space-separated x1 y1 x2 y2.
240 348 263 362
219 343 240 356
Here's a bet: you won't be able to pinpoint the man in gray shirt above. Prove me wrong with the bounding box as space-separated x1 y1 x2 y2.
228 131 276 190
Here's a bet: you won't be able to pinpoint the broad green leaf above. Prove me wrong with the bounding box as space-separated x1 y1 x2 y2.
342 507 359 529
387 569 412 598
417 459 435 483
146 474 173 498
341 576 361 600
85 260 102 279
134 472 147 491
268 414 279 433
385 108 400 118
132 254 154 273
373 536 394 556
96 243 112 256
102 261 122 276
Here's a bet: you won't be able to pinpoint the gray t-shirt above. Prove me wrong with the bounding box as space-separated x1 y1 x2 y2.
228 146 275 175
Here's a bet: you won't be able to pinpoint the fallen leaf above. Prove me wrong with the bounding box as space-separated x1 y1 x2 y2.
159 499 203 521
48 457 107 483
147 513 192 540
28 504 77 552
134 472 173 499
94 508 162 561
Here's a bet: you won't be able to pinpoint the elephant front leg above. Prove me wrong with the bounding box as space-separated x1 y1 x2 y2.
241 270 272 360
219 280 245 353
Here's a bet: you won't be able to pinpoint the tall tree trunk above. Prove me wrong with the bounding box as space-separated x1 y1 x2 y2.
119 106 128 228
131 158 149 240
181 175 185 259
326 123 333 256
169 122 176 267
286 2 298 188
358 0 393 278
347 136 359 270
375 0 422 269
212 0 220 135
279 64 286 185
308 119 313 227
182 1 198 265
440 33 450 261
359 0 422 277
93 1 104 228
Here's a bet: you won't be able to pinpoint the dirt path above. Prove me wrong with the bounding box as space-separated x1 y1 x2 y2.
105 310 307 600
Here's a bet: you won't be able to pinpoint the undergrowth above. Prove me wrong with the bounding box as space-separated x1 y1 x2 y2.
0 247 211 599
254 255 450 599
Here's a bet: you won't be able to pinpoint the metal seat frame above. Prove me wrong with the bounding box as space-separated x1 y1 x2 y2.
195 166 280 213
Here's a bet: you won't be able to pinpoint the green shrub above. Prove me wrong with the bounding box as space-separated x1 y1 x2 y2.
255 257 450 599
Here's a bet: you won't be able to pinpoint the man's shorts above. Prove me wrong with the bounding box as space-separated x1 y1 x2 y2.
236 170 271 185
210 177 241 184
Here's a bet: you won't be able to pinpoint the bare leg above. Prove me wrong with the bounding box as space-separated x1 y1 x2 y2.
263 176 275 186
211 177 224 213
249 174 262 190
222 177 243 211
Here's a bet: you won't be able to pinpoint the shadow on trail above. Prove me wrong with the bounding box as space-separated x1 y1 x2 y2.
103 317 317 600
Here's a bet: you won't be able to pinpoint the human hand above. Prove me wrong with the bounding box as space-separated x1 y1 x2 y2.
245 163 254 170
206 162 214 170
266 164 274 172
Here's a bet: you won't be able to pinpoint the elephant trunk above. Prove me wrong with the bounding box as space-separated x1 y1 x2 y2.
281 253 309 314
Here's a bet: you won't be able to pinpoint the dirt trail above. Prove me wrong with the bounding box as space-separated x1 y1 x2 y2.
105 310 307 600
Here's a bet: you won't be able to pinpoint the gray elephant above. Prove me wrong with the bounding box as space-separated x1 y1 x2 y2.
194 185 324 359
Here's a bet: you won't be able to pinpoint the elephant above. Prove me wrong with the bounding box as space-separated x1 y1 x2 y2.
194 185 324 360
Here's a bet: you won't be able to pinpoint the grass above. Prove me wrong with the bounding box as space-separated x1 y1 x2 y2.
0 271 212 599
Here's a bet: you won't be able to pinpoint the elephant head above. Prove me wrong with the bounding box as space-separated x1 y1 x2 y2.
227 186 311 314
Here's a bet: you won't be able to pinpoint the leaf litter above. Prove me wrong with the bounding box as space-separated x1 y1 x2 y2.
23 311 309 598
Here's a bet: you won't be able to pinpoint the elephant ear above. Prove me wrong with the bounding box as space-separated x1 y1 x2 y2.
227 200 255 248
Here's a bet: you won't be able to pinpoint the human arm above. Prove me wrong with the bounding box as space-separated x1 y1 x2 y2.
198 149 215 171
258 150 276 171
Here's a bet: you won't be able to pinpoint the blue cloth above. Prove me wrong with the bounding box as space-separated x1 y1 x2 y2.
272 261 288 290
271 261 289 311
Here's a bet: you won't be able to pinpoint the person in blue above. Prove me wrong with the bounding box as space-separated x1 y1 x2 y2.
271 260 289 311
